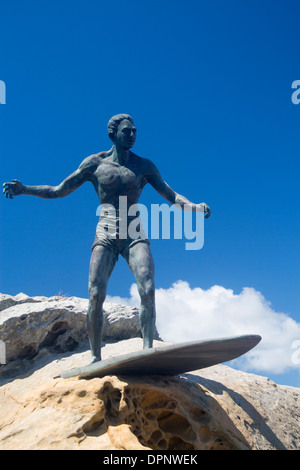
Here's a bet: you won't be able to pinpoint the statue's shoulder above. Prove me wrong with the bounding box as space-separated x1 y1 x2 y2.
79 152 108 172
130 152 158 176
93 151 111 162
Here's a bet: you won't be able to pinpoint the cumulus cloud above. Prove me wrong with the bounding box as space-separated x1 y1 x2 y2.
106 281 300 375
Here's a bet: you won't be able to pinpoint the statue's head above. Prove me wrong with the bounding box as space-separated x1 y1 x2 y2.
107 114 136 149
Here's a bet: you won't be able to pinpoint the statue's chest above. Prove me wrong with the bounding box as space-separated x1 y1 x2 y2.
96 162 139 191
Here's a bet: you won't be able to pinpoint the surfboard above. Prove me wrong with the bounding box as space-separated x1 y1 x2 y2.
60 334 261 379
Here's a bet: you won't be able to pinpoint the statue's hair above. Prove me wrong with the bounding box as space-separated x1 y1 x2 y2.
107 114 134 139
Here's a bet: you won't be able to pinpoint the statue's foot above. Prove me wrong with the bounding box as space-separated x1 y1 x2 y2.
90 355 101 364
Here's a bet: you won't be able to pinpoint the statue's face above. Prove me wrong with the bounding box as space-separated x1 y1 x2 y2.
115 119 136 149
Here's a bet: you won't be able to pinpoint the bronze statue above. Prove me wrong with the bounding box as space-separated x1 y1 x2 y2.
3 114 211 363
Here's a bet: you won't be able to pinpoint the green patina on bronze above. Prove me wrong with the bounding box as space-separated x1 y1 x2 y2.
3 114 211 365
60 335 262 379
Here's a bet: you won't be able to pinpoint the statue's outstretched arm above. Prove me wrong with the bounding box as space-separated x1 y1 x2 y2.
3 155 97 200
146 160 211 219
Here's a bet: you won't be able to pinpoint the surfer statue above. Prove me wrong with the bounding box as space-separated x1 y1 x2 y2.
3 114 211 364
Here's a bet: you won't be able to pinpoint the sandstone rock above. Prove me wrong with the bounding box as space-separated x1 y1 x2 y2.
0 292 48 311
0 338 299 450
0 294 299 450
0 293 159 368
0 297 88 363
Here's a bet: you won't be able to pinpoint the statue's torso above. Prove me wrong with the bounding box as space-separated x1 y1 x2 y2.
91 151 148 208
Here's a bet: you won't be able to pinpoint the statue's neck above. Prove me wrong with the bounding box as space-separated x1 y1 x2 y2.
111 145 130 165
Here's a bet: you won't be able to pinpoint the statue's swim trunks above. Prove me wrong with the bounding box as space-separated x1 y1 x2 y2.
92 207 150 258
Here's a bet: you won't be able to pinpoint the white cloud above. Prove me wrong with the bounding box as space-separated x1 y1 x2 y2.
106 281 300 375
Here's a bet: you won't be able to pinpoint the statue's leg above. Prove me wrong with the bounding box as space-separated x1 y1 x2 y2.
124 242 156 349
87 245 117 362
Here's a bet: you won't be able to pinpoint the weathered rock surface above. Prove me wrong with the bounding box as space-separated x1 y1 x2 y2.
0 292 159 369
0 338 299 450
0 294 299 451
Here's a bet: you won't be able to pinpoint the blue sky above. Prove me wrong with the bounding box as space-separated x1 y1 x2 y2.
1 0 300 386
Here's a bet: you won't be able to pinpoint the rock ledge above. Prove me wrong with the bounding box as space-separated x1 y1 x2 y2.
0 294 299 450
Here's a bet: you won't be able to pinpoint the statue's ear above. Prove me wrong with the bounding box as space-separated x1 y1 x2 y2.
108 132 115 142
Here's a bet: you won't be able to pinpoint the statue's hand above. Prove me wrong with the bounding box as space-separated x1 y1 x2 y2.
198 202 211 219
3 179 25 199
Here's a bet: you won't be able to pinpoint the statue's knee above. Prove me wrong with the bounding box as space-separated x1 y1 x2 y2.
89 284 106 306
140 282 155 304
